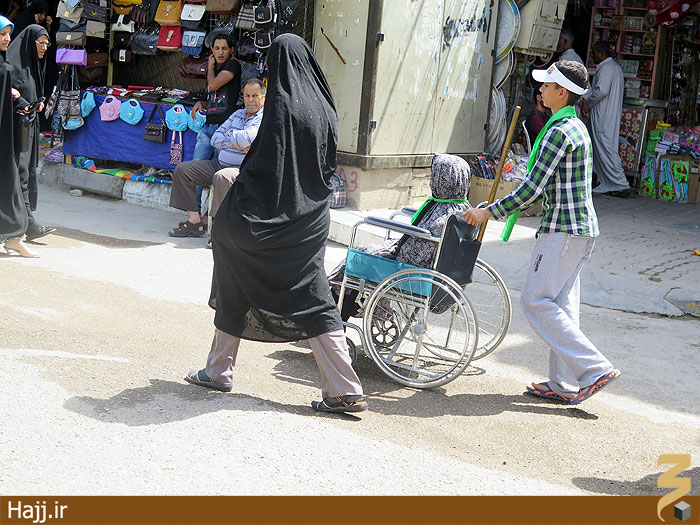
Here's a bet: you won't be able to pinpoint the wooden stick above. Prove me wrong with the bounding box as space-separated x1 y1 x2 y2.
320 28 347 65
477 105 521 243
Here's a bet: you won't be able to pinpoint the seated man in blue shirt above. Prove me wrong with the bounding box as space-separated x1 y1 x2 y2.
168 78 266 237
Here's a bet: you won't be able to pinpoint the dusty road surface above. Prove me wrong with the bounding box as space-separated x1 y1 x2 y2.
1 186 698 496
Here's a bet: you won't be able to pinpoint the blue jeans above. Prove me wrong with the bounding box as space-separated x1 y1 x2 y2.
193 124 219 214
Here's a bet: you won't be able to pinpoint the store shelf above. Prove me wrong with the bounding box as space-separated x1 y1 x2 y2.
621 28 649 33
618 51 655 56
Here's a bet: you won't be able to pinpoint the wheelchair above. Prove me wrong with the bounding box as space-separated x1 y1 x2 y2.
331 207 511 389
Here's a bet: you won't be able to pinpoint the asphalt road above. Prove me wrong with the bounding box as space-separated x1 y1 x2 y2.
1 186 698 496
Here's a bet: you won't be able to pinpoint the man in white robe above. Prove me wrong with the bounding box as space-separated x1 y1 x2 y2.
557 28 584 64
581 42 630 196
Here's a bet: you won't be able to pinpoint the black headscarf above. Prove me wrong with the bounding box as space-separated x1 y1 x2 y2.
0 24 29 239
7 24 48 103
211 33 343 342
11 1 48 36
232 32 338 223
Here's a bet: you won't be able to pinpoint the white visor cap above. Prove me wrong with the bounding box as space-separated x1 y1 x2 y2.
532 64 588 95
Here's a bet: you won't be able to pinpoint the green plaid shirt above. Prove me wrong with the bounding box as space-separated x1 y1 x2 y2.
488 116 599 237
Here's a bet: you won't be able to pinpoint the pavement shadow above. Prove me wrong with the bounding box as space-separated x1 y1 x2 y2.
267 348 598 421
573 467 700 496
63 379 364 426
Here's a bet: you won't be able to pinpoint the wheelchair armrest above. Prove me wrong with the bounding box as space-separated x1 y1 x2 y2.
401 206 417 216
363 216 438 241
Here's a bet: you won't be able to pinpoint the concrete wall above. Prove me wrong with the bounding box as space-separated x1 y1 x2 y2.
338 164 430 210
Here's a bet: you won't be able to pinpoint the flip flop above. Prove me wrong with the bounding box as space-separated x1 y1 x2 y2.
525 381 576 404
311 395 368 413
184 369 232 392
573 369 621 404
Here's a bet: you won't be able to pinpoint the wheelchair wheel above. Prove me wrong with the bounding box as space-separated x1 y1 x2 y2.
465 259 511 360
362 269 478 389
370 314 400 348
346 337 357 367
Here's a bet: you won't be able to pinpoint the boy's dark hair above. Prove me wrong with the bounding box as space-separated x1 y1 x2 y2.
555 60 589 105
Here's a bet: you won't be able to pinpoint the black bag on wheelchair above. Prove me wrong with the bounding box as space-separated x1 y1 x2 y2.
429 213 481 310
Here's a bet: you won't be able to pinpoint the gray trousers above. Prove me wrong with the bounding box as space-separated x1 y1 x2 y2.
205 328 363 398
169 160 239 217
520 233 614 398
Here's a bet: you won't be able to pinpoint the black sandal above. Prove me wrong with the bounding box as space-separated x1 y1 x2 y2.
184 369 232 392
169 221 206 238
311 395 368 413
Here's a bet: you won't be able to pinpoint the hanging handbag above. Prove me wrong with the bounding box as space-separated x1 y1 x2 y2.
58 19 87 32
45 66 72 119
86 20 106 38
111 48 135 63
178 54 208 78
113 32 132 48
187 108 206 132
169 130 184 165
182 30 205 55
131 27 160 54
99 95 122 120
56 48 88 65
111 14 136 32
81 91 97 117
83 2 109 21
57 31 87 46
254 0 275 28
144 103 167 142
64 0 81 12
205 0 239 15
277 0 298 27
165 103 188 130
120 98 145 124
78 66 105 82
59 68 84 130
180 3 206 27
157 26 183 50
57 1 84 21
155 0 182 25
131 0 159 23
254 29 274 50
234 31 257 62
234 3 256 30
112 3 135 15
85 52 108 67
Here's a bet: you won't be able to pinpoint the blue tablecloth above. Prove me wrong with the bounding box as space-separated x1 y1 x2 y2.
63 95 199 170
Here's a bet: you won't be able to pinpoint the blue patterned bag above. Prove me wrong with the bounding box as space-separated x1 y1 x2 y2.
165 104 189 131
120 98 145 125
187 108 206 132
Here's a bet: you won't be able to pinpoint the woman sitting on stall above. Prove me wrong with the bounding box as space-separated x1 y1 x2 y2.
329 153 473 321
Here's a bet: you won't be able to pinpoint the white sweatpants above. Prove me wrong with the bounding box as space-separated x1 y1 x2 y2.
520 233 614 398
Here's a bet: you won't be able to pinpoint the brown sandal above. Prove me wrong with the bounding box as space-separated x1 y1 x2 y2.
169 220 206 237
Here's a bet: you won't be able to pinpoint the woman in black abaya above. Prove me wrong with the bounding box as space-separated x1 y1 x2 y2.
185 34 366 414
0 16 37 258
8 24 55 241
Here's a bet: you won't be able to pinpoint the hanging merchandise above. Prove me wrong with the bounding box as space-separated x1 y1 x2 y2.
112 14 136 32
113 0 136 15
187 108 206 132
100 95 122 121
206 0 240 15
58 19 86 32
86 20 106 38
64 0 81 11
182 29 206 54
57 32 87 46
165 104 189 130
170 131 184 165
111 48 135 63
57 1 84 21
120 98 145 125
157 26 183 50
131 0 160 23
155 0 183 25
83 2 109 21
58 68 84 130
181 4 206 28
144 104 168 142
254 30 273 50
113 32 133 48
254 1 275 28
179 54 208 78
131 27 160 54
56 48 88 65
277 0 299 28
235 31 258 62
79 67 105 83
234 3 256 30
81 91 97 117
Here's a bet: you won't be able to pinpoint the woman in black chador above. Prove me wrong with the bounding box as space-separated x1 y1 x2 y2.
8 24 55 241
185 34 366 414
0 16 37 258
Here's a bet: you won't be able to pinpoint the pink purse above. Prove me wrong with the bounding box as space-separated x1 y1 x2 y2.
99 95 122 121
56 47 88 66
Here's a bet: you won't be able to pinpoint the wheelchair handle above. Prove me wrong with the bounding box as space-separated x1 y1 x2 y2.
362 216 438 242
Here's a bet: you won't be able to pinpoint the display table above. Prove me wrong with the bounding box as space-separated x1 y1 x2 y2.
63 95 199 170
